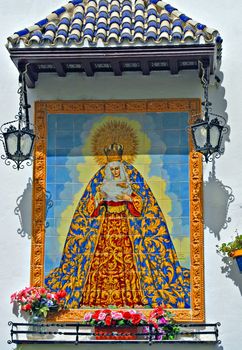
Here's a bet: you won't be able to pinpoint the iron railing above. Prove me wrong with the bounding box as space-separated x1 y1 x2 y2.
8 322 221 345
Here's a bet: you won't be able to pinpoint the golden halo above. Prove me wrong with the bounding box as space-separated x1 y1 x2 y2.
91 120 138 165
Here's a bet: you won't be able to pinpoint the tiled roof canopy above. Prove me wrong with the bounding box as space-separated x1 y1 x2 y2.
7 0 222 86
7 0 222 48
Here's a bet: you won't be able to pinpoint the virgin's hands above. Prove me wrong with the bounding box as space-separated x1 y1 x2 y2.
116 193 132 201
116 182 128 188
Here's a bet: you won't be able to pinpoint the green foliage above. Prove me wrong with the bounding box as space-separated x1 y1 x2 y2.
218 234 242 256
161 322 180 340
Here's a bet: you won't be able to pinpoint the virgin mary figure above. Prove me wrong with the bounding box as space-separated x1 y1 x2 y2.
45 121 190 309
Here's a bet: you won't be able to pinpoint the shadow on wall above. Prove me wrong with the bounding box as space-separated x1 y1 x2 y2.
14 178 53 238
204 159 235 240
212 70 230 154
203 69 233 240
220 255 242 295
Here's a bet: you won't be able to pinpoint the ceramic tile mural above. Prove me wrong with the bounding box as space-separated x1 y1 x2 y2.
44 112 191 309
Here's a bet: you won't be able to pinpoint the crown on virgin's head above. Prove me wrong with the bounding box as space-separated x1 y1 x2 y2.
104 143 124 162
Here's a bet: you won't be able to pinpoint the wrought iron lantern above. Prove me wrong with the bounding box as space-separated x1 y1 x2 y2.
191 65 225 163
0 70 35 170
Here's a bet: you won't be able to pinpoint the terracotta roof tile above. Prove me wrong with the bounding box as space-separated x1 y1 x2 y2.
7 0 222 53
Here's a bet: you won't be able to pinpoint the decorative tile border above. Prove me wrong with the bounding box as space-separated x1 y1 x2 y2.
32 98 204 322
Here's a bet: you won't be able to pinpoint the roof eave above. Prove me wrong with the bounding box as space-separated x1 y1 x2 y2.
8 44 217 88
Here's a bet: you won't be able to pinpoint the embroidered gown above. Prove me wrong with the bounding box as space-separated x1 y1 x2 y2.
45 162 190 308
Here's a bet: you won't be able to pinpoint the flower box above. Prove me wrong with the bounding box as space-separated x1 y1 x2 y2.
95 326 137 340
218 235 242 273
83 307 179 341
230 249 242 273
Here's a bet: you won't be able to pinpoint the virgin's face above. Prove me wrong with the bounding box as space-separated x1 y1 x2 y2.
110 165 120 178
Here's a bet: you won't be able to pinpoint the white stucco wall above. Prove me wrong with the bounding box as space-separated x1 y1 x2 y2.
0 1 242 349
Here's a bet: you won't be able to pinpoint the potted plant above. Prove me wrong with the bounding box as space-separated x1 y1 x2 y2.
83 308 147 340
144 306 180 340
218 234 242 272
10 286 66 338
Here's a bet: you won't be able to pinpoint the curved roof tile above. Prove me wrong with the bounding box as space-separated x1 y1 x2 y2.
7 0 222 52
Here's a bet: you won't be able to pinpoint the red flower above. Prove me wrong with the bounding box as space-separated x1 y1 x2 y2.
39 287 47 294
22 303 32 311
105 315 112 326
92 310 101 321
61 290 67 298
155 306 164 317
131 313 142 325
56 290 67 298
152 321 159 329
150 306 165 320
26 304 32 311
103 309 110 314
123 311 132 320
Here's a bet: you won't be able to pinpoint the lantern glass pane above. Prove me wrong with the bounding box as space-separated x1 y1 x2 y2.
210 125 220 148
20 133 33 156
6 132 18 156
193 125 207 148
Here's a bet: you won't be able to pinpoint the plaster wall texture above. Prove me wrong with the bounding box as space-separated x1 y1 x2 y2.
0 1 241 350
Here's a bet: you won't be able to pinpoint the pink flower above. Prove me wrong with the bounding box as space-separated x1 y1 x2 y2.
10 286 66 317
156 327 166 340
98 312 107 321
111 312 123 320
82 308 148 328
53 293 60 300
35 293 41 300
141 314 147 321
10 293 17 303
158 317 168 325
84 312 92 321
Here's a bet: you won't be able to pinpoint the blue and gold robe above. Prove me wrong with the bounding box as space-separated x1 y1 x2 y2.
45 162 190 308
